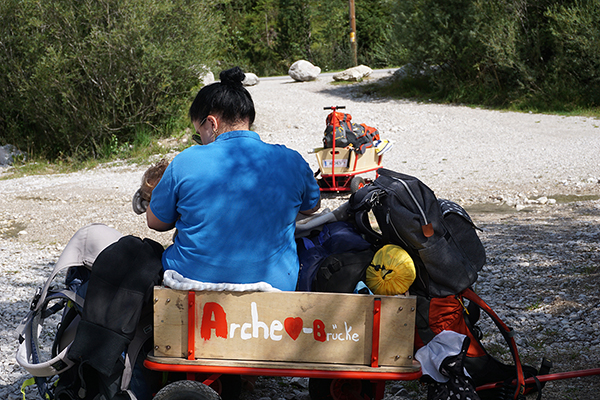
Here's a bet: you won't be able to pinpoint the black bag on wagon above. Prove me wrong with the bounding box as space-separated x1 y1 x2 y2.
348 168 486 298
348 169 551 399
323 111 354 148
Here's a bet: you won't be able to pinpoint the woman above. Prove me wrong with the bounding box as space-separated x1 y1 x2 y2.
147 67 320 291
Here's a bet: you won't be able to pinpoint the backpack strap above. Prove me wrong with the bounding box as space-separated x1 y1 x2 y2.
354 209 384 246
16 291 81 379
461 288 526 400
349 187 386 246
121 311 154 392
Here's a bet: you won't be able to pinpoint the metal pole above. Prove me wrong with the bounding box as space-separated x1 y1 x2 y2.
476 368 600 392
349 0 357 66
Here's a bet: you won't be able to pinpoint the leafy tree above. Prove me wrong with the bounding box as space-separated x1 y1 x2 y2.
309 0 352 71
216 0 284 76
276 0 313 66
216 0 394 75
546 0 600 106
392 0 485 86
355 0 396 68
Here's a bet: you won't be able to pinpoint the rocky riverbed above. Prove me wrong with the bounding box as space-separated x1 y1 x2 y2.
1 70 599 399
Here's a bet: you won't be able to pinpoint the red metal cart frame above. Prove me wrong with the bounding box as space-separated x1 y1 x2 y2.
314 106 383 193
144 289 421 400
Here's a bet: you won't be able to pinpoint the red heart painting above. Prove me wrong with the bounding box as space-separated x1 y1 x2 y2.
284 317 303 340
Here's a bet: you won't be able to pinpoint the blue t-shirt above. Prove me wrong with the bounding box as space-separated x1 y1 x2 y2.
150 130 320 291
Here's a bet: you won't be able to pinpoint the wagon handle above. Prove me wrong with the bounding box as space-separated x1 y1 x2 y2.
323 106 346 187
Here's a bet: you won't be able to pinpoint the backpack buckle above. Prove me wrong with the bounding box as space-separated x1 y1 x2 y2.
30 286 42 310
368 189 383 207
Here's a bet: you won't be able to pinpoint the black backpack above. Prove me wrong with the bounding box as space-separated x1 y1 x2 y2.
349 168 486 298
322 110 379 154
348 170 551 398
311 249 375 293
323 111 354 149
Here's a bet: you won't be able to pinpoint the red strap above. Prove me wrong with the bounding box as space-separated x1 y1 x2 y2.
371 298 381 368
462 288 525 399
187 291 196 361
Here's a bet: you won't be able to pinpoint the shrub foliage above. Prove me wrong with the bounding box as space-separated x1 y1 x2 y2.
0 0 222 160
388 0 600 109
215 0 395 77
1 0 598 161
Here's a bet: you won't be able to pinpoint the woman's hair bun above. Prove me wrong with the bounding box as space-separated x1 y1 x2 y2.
220 67 245 86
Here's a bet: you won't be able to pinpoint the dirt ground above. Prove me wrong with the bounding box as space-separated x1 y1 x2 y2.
2 70 599 399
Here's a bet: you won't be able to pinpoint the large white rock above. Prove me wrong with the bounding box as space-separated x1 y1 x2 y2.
333 65 373 81
198 65 215 86
288 60 321 82
0 144 24 166
243 72 260 86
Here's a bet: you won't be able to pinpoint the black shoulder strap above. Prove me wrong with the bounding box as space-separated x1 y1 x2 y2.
349 187 386 246
121 309 154 391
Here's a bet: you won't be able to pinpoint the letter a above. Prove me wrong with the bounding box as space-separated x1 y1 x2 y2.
201 302 228 340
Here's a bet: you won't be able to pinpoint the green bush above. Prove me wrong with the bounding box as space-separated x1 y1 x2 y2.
386 0 600 110
0 0 223 160
308 0 352 72
545 1 600 108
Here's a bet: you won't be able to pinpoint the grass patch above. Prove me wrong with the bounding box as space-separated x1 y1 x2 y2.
583 265 599 275
329 79 362 85
528 338 547 351
360 71 600 117
526 298 543 311
1 126 192 180
544 328 560 338
483 342 511 361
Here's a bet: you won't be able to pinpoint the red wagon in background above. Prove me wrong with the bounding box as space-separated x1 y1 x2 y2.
312 106 386 193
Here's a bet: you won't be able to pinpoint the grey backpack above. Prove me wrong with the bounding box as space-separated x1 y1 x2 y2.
16 224 157 400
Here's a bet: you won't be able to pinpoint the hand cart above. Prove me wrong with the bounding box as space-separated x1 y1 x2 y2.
312 106 384 193
144 289 421 400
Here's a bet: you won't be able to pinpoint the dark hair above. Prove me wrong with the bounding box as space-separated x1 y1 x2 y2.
189 67 256 126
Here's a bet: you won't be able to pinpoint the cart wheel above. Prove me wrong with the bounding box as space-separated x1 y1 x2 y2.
350 176 366 193
331 379 366 400
309 378 373 400
153 380 221 400
218 374 242 400
309 378 333 400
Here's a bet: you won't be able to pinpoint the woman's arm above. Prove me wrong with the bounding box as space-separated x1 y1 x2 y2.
299 197 321 216
146 205 176 231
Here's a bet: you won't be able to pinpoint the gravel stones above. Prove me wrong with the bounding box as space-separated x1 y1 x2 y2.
2 70 600 399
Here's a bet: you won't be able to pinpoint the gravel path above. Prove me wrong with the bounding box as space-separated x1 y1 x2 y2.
1 70 599 399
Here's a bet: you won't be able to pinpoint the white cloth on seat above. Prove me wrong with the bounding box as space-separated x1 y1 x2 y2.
415 330 471 383
163 269 281 292
294 202 350 238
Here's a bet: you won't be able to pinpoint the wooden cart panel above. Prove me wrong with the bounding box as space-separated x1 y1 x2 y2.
315 147 382 175
153 288 416 368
